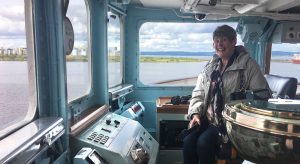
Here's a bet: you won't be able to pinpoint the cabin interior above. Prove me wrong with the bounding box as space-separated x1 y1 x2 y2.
1 0 300 164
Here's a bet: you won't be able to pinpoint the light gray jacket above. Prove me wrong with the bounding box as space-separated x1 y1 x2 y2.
188 50 270 119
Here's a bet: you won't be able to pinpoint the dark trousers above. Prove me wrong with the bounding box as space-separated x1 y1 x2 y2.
183 122 219 164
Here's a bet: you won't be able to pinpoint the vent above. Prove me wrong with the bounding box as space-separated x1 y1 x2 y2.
248 32 259 41
221 0 259 4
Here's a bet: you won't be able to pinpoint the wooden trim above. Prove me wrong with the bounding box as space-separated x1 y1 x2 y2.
157 107 188 114
156 97 189 114
216 160 226 164
70 105 109 136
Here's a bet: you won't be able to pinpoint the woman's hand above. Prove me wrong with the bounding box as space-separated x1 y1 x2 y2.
188 114 201 129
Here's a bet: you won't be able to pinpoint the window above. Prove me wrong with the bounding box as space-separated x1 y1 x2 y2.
0 0 35 137
108 10 122 88
139 22 242 86
270 43 300 82
66 0 90 102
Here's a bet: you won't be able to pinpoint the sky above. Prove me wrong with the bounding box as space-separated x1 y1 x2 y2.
1 0 300 53
0 0 26 48
140 22 240 52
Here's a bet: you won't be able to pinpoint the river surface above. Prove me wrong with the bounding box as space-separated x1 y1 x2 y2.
0 60 299 129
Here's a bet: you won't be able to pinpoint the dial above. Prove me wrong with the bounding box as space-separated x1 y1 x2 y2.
64 17 74 55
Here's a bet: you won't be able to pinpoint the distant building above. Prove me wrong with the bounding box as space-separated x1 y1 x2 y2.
15 48 23 55
79 48 87 56
70 47 86 56
7 48 14 55
0 48 4 55
1 48 6 55
108 47 118 54
22 48 27 55
0 47 27 56
71 48 79 56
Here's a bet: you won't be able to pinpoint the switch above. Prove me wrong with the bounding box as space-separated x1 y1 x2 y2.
105 114 112 125
114 120 120 125
101 128 111 133
106 119 111 125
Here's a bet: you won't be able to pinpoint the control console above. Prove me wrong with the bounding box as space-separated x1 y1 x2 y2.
71 113 158 164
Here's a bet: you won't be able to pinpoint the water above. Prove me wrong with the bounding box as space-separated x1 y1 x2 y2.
270 62 300 79
0 61 29 130
1 60 299 130
139 62 208 84
139 59 300 84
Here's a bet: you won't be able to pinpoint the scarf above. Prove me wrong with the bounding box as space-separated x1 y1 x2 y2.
210 49 239 135
210 58 226 134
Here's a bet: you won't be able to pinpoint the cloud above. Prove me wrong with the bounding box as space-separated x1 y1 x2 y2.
0 37 26 48
0 3 26 48
140 22 237 35
66 0 92 40
139 22 247 52
0 5 25 36
1 1 298 53
0 0 90 49
139 22 234 52
273 43 300 52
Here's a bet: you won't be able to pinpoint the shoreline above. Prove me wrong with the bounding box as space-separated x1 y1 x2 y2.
0 55 296 63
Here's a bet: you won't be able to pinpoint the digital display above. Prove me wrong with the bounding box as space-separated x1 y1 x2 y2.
132 103 142 113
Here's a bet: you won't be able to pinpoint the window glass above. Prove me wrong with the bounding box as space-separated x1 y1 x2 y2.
270 43 300 82
66 0 90 101
0 0 34 137
139 22 242 86
108 11 122 88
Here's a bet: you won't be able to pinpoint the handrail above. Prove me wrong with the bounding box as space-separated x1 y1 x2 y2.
154 76 197 85
0 117 64 164
70 105 109 136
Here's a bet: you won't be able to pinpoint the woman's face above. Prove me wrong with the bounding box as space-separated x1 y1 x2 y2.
213 36 236 59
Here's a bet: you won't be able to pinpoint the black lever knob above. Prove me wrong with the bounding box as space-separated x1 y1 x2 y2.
106 119 111 125
114 120 120 125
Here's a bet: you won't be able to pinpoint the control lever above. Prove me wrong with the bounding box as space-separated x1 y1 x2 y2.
105 114 112 125
114 120 120 125
106 119 111 125
114 120 120 127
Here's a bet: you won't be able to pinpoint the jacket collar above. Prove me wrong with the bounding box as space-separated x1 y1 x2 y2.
210 47 250 72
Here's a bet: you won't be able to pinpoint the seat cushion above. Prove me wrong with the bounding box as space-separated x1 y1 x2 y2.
264 74 298 99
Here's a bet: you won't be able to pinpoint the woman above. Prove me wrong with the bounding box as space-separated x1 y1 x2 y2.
183 25 270 164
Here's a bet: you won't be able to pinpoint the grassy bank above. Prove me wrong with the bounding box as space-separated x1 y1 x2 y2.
109 55 206 62
140 56 205 62
0 54 294 63
0 55 26 61
66 55 88 62
270 59 291 63
0 55 206 62
0 54 89 62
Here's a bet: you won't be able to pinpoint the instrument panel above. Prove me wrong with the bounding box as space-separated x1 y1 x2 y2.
71 113 158 164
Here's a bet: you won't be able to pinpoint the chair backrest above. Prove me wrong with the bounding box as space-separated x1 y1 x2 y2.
264 74 298 99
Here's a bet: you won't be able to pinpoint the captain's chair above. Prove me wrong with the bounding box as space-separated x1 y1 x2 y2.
264 74 298 99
